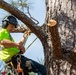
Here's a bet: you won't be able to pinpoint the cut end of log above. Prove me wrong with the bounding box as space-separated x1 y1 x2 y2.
47 20 57 26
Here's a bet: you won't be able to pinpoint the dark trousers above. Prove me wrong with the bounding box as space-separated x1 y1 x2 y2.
11 55 47 75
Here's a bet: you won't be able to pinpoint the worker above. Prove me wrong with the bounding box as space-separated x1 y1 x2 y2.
0 15 47 75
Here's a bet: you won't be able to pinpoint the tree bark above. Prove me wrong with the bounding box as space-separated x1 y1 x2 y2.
45 0 76 75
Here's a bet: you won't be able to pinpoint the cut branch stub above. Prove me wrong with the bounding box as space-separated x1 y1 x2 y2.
47 20 62 59
47 20 57 27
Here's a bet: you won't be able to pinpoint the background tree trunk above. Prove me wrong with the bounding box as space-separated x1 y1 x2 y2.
44 0 76 75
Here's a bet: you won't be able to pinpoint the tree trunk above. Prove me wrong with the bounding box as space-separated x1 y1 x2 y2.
44 0 76 75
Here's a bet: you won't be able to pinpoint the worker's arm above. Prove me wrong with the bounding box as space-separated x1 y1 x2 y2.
18 29 30 45
0 39 19 47
0 39 25 53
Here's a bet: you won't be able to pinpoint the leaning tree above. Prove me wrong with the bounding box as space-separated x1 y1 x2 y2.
0 0 76 75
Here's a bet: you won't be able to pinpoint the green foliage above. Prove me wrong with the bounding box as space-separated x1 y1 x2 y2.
29 72 36 75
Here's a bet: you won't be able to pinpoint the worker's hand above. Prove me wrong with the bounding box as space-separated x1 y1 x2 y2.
17 44 25 54
23 29 31 38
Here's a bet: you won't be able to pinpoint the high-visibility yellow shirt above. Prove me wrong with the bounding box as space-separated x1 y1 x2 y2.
0 29 19 62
